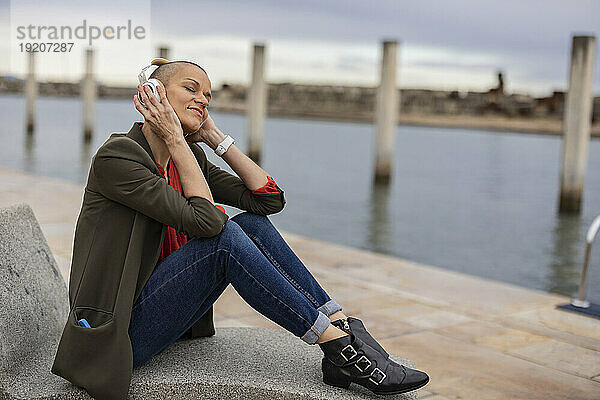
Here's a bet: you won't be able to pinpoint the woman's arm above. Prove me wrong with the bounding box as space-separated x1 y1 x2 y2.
189 143 286 215
167 139 215 202
189 115 270 191
91 137 228 238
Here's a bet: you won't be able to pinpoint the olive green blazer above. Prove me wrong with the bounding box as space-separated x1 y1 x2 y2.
51 122 286 400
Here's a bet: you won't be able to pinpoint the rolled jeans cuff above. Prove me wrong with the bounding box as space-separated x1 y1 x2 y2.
300 311 331 345
316 299 343 316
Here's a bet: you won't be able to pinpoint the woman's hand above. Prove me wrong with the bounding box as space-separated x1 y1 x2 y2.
133 83 184 146
184 112 218 144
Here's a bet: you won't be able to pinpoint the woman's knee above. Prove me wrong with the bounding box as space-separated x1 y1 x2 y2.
230 211 271 228
186 220 246 250
216 219 248 245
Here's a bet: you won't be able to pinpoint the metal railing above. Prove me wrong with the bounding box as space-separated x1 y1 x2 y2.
571 214 600 308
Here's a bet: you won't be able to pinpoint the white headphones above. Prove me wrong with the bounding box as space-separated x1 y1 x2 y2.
137 58 168 107
137 58 206 137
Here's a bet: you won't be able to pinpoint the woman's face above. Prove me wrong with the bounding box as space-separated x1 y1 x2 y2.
163 64 212 134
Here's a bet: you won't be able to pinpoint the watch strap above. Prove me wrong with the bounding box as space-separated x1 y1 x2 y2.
215 135 235 157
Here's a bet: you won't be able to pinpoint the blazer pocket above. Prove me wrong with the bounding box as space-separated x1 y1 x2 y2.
73 306 114 329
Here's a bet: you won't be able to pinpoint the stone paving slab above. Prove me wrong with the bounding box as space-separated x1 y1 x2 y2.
499 307 600 352
1 166 599 400
508 339 600 379
379 331 599 400
435 320 550 352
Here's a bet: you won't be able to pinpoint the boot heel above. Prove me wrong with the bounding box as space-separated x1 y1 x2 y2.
321 357 351 389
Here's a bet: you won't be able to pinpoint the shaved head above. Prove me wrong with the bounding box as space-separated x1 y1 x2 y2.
147 60 212 135
149 61 208 86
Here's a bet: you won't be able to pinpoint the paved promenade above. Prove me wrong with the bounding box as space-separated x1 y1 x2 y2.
1 166 598 400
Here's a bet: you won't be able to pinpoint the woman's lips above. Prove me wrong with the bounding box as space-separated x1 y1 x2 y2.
188 107 203 117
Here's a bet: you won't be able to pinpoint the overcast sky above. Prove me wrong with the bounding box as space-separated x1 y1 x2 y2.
1 0 599 96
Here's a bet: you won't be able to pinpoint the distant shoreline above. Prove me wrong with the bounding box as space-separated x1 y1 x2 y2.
212 103 600 138
1 92 598 138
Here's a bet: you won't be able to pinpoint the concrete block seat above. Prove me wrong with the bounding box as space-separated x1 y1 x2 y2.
0 204 417 399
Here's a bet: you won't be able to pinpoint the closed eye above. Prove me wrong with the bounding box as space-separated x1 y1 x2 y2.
184 86 196 93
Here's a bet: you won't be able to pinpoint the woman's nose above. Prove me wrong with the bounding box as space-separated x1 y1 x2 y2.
194 95 208 107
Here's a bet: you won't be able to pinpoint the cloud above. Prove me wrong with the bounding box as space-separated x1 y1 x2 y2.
151 0 599 55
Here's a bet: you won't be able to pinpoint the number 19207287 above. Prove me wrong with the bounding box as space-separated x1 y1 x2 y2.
19 42 74 52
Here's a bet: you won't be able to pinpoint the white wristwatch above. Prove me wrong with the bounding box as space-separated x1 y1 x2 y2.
215 135 235 157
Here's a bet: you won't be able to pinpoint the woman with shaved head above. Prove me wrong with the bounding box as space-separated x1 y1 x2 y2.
52 59 428 398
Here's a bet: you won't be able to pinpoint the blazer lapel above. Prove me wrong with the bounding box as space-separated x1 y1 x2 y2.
126 121 156 163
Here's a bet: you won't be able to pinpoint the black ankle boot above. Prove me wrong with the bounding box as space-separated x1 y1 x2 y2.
331 316 391 359
318 332 429 395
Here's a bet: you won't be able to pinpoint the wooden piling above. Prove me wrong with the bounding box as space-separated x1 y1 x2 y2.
559 35 596 213
25 51 37 134
158 46 170 60
246 43 266 164
82 48 96 143
374 40 399 185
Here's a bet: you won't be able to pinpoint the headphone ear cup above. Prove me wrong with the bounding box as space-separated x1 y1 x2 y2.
144 79 162 103
138 79 162 107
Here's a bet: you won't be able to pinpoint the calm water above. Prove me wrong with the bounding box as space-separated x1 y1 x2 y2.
1 94 599 304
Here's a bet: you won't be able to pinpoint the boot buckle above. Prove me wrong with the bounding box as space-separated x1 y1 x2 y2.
340 344 358 361
354 355 372 372
368 367 386 385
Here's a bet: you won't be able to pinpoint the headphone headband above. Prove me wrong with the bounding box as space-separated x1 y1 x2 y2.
138 58 170 84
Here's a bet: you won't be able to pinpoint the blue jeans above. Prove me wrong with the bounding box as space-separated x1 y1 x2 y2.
128 211 343 368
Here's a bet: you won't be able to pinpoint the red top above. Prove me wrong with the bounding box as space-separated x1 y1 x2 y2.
156 157 280 263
